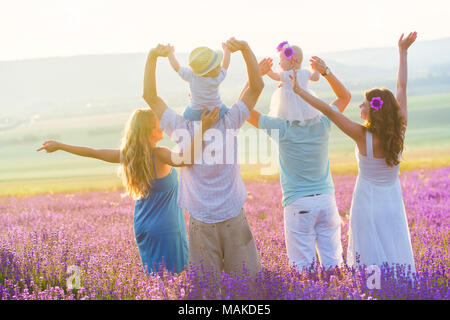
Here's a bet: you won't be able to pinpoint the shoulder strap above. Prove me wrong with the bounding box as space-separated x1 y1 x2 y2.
366 130 374 158
151 151 157 177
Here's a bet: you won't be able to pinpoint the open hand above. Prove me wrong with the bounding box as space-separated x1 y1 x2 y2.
225 37 248 53
310 56 327 75
201 107 220 130
259 58 273 76
398 32 417 51
37 140 62 153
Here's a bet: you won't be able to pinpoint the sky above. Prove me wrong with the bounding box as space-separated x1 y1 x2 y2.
1 0 450 61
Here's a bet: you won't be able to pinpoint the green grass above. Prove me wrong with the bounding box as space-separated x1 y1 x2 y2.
0 175 123 197
1 92 450 196
2 150 449 197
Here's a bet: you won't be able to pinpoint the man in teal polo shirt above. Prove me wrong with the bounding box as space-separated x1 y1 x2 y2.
246 56 351 270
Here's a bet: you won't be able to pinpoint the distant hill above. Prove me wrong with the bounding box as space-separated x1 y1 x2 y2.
319 37 450 71
1 37 449 123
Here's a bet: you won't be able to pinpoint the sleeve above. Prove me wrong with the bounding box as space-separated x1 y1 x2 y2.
322 105 341 128
258 114 286 139
178 66 194 82
223 101 250 130
216 68 227 83
159 107 191 151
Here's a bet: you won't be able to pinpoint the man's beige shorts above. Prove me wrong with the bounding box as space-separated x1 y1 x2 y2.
188 209 261 277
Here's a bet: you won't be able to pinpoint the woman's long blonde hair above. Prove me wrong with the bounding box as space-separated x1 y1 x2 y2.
118 109 158 200
364 88 406 167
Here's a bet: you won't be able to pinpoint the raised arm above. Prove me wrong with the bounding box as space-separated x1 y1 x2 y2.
155 108 220 167
221 43 231 70
244 58 273 128
310 56 351 112
226 38 264 111
266 69 281 81
396 32 417 127
37 141 120 163
291 71 364 143
143 45 170 119
168 45 181 73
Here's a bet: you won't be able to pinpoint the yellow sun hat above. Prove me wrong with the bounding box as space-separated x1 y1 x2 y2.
188 47 223 76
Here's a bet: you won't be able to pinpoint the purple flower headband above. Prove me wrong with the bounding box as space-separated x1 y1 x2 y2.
370 97 384 111
277 41 295 60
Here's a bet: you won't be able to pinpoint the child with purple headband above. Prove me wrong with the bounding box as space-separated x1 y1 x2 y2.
266 42 321 124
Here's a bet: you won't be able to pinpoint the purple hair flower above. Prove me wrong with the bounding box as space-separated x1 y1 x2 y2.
370 97 383 110
277 41 289 52
283 46 294 60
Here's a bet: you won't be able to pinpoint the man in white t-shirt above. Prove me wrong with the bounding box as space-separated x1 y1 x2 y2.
142 38 264 277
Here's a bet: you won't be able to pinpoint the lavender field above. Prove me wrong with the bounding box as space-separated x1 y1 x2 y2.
0 167 449 300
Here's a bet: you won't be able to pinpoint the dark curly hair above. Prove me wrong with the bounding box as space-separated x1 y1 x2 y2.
364 88 406 167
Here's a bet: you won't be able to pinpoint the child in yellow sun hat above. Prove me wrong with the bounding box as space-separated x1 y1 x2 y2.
168 43 231 119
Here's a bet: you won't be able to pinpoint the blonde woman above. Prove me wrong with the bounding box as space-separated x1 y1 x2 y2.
37 107 219 274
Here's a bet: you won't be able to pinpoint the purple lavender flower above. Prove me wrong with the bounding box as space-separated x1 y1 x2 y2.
0 167 448 300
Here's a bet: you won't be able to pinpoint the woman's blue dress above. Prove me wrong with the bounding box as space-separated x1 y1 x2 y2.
133 155 188 274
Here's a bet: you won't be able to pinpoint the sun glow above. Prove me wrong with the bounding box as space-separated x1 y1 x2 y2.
1 0 449 61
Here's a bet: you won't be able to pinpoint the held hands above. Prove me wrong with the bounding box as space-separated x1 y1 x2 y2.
222 42 231 53
151 37 251 57
200 107 220 131
398 32 417 52
310 56 327 75
258 58 273 76
149 44 171 58
36 140 62 153
225 37 249 53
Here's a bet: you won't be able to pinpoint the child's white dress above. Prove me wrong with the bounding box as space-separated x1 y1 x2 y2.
268 68 321 124
347 130 416 273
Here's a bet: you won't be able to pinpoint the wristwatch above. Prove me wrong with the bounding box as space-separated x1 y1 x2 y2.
321 67 330 77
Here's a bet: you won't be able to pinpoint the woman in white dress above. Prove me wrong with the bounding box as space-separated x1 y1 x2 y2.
288 32 418 273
